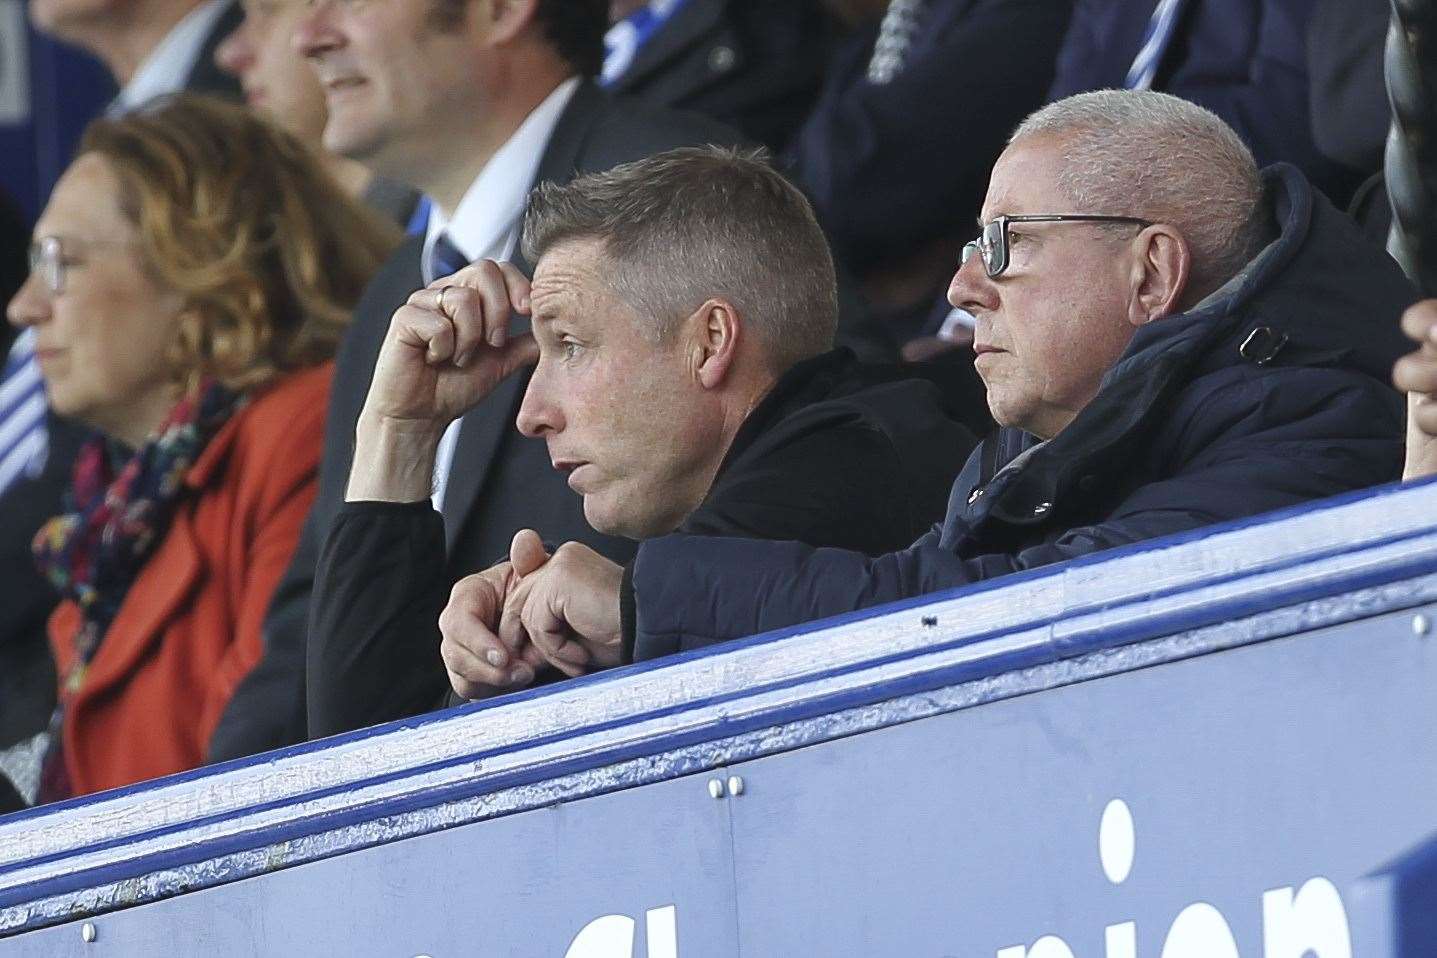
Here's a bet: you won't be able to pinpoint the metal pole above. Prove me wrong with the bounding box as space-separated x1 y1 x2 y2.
1385 0 1437 296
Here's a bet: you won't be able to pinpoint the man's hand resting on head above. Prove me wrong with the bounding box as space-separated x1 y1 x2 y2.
439 531 552 700
1393 300 1437 481
501 534 625 679
348 260 541 502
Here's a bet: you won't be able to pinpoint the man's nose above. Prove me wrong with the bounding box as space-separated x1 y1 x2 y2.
515 369 563 439
293 0 340 60
6 274 51 331
948 248 997 315
214 21 254 78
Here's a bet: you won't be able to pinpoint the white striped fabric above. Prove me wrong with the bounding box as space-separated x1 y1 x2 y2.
1124 0 1187 91
0 329 49 497
866 0 928 85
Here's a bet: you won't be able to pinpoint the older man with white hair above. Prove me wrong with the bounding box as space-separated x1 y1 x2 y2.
441 89 1416 677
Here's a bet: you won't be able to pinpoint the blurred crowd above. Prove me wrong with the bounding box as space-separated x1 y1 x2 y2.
0 0 1433 811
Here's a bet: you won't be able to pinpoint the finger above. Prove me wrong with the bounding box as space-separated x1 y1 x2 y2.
408 284 495 366
442 287 492 369
498 571 533 654
438 569 508 665
497 261 533 314
1415 400 1437 438
1394 353 1437 395
520 642 548 671
392 303 456 366
440 259 514 353
440 634 519 696
464 260 513 351
498 332 540 379
1400 300 1437 344
510 528 550 578
530 632 589 679
521 583 590 678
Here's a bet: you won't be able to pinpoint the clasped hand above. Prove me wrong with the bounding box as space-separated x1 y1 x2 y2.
439 531 625 700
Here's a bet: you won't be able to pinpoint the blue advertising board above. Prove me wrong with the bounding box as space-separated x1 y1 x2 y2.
3 478 1437 955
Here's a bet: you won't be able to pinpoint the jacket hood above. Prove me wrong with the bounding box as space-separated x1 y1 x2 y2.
979 163 1414 526
1118 162 1415 386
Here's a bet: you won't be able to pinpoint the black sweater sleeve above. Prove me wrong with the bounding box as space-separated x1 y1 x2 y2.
307 500 451 739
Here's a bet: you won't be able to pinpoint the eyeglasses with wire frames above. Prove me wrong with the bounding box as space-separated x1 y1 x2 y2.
961 214 1154 279
27 236 138 296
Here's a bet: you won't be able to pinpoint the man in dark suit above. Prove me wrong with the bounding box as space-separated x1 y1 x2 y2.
306 147 975 733
29 0 241 111
207 0 740 758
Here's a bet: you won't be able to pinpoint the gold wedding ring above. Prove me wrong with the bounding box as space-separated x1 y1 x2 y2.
437 285 455 316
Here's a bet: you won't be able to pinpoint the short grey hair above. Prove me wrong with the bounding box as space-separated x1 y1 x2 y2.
1011 90 1267 299
521 146 838 372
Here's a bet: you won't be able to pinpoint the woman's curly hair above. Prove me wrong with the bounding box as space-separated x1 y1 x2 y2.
79 94 400 394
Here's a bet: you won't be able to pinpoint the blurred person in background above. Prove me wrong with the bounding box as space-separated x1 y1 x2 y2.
600 0 830 153
0 190 68 815
790 0 1073 352
1306 0 1389 241
30 0 241 112
214 0 420 225
2 96 398 804
4 0 249 768
1050 0 1363 208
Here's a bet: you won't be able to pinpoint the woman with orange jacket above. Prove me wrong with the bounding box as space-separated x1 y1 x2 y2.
4 96 398 802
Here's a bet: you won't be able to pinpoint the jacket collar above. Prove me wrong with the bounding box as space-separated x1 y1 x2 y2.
183 407 243 492
709 348 855 485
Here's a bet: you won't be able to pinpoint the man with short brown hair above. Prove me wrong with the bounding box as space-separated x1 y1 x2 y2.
309 146 974 723
208 0 741 758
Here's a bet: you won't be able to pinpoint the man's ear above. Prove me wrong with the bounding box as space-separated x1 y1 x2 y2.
485 0 538 43
1129 224 1191 327
687 298 741 390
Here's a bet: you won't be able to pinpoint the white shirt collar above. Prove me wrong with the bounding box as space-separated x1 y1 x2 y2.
421 75 581 283
111 0 232 115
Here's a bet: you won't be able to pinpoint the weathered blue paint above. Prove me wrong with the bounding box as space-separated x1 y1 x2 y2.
2 477 1437 949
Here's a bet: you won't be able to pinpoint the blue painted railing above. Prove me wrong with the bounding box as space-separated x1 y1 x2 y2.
4 478 1437 955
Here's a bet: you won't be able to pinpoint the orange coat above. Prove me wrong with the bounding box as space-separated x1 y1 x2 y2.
49 363 333 797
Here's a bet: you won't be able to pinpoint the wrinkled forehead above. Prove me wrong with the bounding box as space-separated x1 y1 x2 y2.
242 0 308 28
530 238 625 321
979 136 1073 223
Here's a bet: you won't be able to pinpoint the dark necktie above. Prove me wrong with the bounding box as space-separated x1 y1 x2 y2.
429 232 469 284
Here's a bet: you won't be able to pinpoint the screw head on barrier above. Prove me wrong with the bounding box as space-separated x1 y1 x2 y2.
727 775 745 797
708 778 725 799
81 922 97 943
1414 614 1431 636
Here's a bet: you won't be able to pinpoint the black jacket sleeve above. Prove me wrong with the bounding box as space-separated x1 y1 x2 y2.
306 501 451 739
